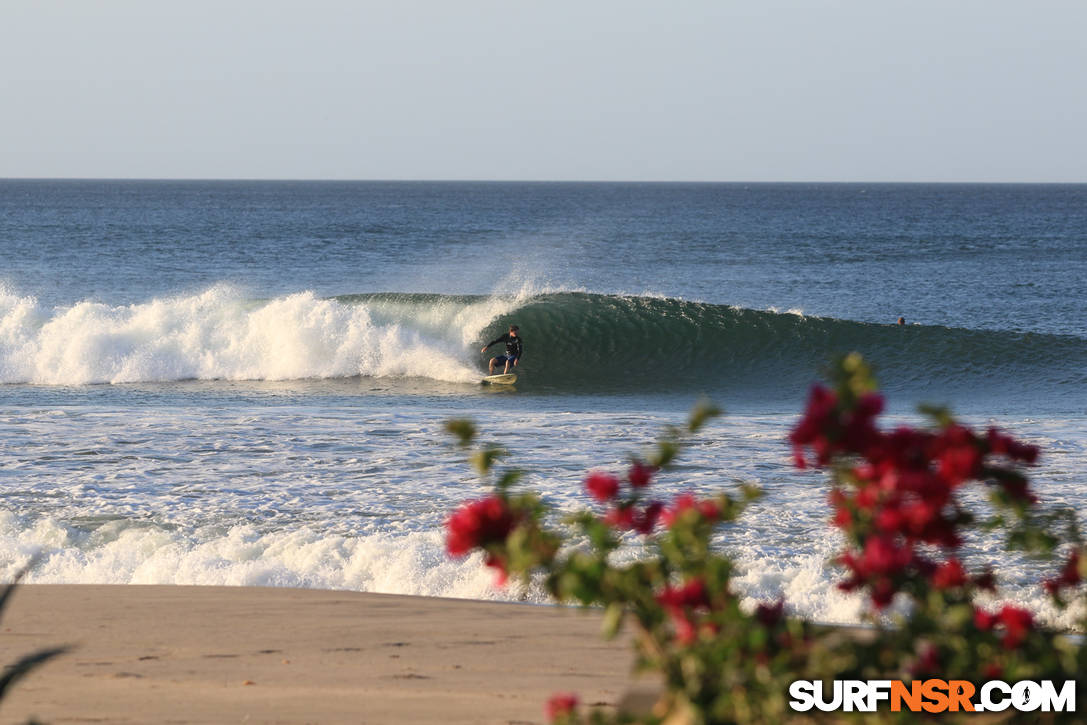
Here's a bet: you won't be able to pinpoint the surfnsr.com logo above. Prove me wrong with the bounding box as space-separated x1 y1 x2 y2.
789 679 1076 713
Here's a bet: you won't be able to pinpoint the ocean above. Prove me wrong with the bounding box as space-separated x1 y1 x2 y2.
1 180 1084 627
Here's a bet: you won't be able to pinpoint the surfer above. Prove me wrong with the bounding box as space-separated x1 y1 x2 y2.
897 316 906 325
481 325 523 375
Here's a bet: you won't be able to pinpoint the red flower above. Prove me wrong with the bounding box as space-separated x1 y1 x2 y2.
997 605 1033 649
671 610 697 645
790 385 885 468
698 500 721 519
661 493 721 527
869 576 896 608
627 460 655 488
975 605 1034 649
911 643 942 676
858 535 911 577
838 535 917 608
833 506 853 529
634 501 664 534
986 428 1039 464
935 425 982 485
604 501 663 534
657 578 710 609
931 558 967 589
754 599 784 627
973 569 996 592
974 607 997 631
545 693 579 721
874 507 903 533
901 500 939 536
445 495 515 557
604 505 635 530
1044 550 1082 596
584 471 620 502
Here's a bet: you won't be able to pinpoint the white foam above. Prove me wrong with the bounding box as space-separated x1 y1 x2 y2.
3 510 1080 629
2 400 1083 631
0 286 528 385
0 512 512 601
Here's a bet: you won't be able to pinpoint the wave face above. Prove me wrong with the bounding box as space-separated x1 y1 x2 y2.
3 287 1084 405
480 293 1087 403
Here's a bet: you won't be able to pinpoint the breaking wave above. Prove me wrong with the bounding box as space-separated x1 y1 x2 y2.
2 287 1084 405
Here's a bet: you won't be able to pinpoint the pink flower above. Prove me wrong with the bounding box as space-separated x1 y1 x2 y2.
584 471 620 502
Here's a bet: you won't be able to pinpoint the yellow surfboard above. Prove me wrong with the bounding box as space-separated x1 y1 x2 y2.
481 373 517 385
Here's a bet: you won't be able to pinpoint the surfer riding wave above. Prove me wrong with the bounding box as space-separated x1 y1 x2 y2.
482 325 523 375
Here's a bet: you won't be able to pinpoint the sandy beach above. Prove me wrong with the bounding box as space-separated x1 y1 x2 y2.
2 585 633 724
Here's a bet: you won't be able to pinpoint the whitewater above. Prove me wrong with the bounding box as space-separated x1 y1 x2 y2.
0 285 515 385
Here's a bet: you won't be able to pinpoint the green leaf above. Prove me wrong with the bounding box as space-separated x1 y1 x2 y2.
0 646 70 700
495 469 523 493
470 445 505 474
443 419 476 447
650 440 679 469
602 603 625 639
832 352 879 402
0 558 36 619
688 400 722 434
918 403 954 428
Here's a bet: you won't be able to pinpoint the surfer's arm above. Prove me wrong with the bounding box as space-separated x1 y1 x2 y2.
480 336 502 352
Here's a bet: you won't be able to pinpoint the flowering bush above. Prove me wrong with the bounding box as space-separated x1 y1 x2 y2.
445 355 1085 724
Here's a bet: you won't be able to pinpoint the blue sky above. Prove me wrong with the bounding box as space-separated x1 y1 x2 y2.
2 0 1084 181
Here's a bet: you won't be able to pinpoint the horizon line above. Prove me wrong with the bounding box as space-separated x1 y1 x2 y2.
3 177 1086 185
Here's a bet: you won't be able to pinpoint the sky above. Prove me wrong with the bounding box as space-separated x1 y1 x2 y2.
1 0 1085 182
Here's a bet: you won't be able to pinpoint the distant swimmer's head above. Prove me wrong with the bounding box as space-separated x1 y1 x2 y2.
896 316 906 326
509 325 519 336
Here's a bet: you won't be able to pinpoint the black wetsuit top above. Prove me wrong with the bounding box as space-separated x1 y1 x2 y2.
485 333 523 360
